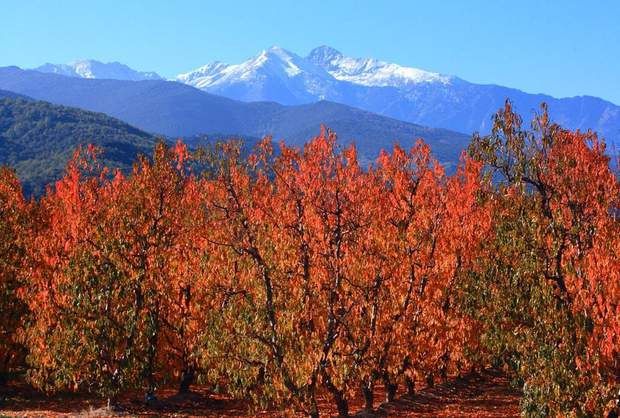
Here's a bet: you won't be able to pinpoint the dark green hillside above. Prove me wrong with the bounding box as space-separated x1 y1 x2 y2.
0 97 157 195
0 89 29 100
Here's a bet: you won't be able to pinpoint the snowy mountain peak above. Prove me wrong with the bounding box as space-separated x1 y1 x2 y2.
175 46 454 104
306 48 452 87
176 61 229 86
34 60 162 81
176 46 334 96
255 46 328 78
253 46 301 74
264 45 291 55
306 46 344 67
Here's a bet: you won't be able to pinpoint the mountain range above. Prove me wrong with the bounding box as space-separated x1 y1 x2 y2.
176 46 620 145
32 47 620 147
2 46 617 194
0 67 469 169
35 60 163 81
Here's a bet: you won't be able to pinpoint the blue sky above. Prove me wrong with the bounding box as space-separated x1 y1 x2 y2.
2 0 619 104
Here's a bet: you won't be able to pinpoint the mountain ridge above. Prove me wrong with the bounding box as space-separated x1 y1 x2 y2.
35 59 163 81
0 66 470 169
174 46 620 145
28 48 620 146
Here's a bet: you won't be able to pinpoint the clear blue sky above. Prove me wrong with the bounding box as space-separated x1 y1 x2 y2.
2 0 619 104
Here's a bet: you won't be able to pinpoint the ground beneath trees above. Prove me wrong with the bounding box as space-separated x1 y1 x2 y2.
0 369 521 417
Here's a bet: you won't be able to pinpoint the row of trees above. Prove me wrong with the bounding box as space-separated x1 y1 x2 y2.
0 103 618 416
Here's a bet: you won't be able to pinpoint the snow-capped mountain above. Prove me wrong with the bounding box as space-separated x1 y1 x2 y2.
177 46 450 103
21 47 620 147
177 46 340 104
0 66 470 171
175 46 620 145
307 45 452 87
35 60 162 81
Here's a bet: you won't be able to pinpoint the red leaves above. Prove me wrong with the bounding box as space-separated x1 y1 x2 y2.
3 107 618 415
0 168 29 376
468 102 620 415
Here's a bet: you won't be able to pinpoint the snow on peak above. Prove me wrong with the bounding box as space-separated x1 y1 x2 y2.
307 46 344 67
175 45 452 104
253 46 305 76
34 60 162 81
176 46 333 90
307 48 452 87
176 62 230 86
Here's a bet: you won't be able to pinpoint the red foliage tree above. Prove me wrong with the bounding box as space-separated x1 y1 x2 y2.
23 143 207 401
0 167 30 384
468 101 620 415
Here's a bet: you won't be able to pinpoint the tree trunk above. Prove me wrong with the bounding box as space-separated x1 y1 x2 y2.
439 351 449 382
144 304 160 403
361 378 374 410
322 369 348 417
439 364 448 382
425 373 434 388
334 394 349 417
308 395 319 418
178 366 195 394
405 376 415 396
382 372 397 403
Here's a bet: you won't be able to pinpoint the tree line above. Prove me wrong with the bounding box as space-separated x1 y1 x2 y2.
0 103 618 417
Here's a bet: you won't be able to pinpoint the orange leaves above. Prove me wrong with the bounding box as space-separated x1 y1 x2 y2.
0 167 29 376
468 101 620 416
4 106 617 415
194 131 476 414
21 142 211 398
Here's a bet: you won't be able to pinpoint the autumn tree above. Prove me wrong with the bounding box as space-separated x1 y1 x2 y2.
354 141 447 409
0 167 29 385
291 134 379 417
350 141 489 412
7 111 617 417
197 133 383 417
466 101 620 416
23 146 136 399
22 142 205 402
118 141 209 397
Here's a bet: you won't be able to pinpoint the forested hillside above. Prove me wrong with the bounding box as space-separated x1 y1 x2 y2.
0 97 157 195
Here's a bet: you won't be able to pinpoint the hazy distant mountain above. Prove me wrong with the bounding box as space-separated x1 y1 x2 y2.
35 60 163 81
0 89 29 100
177 46 620 146
0 67 469 168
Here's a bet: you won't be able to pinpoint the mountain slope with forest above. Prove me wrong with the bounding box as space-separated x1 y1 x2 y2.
0 67 470 167
0 96 158 195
